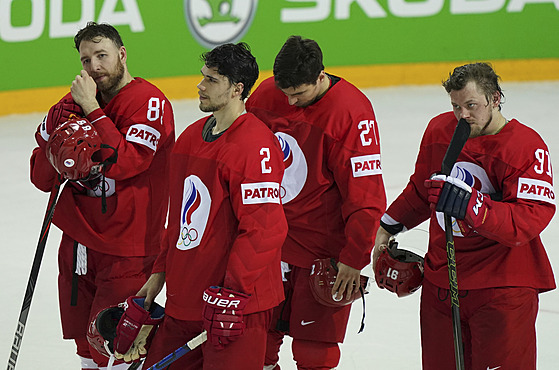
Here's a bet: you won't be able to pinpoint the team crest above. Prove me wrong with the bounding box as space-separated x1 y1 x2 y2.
84 177 116 198
276 132 307 203
435 162 495 237
177 175 211 250
184 0 258 49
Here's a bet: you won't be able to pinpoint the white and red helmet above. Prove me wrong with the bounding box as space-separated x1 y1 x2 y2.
375 239 424 297
87 297 164 358
46 116 103 181
309 258 370 307
87 304 123 358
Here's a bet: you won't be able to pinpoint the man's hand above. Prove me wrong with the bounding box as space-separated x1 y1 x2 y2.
372 226 392 273
70 70 100 115
113 296 164 363
114 325 153 362
332 262 361 301
425 174 472 219
202 287 250 350
136 272 165 311
425 174 488 231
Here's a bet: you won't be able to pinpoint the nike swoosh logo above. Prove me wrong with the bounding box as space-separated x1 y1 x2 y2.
300 320 315 326
487 366 501 370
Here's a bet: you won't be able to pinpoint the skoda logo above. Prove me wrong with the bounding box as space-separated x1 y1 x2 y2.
184 0 258 49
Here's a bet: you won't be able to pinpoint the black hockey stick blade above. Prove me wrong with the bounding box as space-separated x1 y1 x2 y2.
441 119 471 175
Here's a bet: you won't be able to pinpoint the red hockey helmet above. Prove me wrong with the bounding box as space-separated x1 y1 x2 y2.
87 304 123 358
87 297 165 359
375 239 424 297
46 116 103 181
309 258 370 307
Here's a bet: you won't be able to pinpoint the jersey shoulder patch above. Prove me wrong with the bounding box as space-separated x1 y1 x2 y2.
517 177 555 204
241 182 281 205
126 124 161 151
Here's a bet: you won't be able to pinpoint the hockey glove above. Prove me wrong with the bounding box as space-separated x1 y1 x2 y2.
37 98 83 148
425 174 489 231
113 296 164 363
46 99 83 132
202 286 250 350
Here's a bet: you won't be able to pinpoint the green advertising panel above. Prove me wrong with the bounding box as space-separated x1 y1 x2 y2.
1 0 558 92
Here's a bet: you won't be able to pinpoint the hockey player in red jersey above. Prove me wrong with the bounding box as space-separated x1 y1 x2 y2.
246 36 387 369
29 22 175 369
136 43 287 369
372 63 555 369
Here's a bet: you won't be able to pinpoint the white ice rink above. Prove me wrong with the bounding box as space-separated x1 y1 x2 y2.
1 81 558 369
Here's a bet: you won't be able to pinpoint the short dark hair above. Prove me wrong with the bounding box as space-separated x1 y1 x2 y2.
443 62 504 110
201 42 259 101
74 22 124 51
273 36 324 89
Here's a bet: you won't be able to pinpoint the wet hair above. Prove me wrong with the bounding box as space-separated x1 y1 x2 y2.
443 62 504 110
273 36 324 89
74 22 124 51
201 42 259 100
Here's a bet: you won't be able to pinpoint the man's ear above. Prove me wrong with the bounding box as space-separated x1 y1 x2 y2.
492 91 501 107
233 82 244 98
119 46 127 64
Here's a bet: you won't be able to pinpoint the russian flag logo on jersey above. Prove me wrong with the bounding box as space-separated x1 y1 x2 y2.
182 183 201 225
435 162 496 237
454 166 482 191
275 132 307 204
177 176 211 251
278 135 294 169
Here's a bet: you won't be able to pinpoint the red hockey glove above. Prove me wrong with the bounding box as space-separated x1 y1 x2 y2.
45 99 83 133
425 174 489 231
202 286 250 350
113 296 164 363
37 98 83 148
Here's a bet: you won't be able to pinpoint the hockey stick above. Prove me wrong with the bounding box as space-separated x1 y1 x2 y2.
127 362 142 370
440 118 470 370
145 331 207 370
7 177 62 370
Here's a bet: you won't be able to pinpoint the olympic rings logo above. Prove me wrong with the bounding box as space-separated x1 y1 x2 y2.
179 226 199 247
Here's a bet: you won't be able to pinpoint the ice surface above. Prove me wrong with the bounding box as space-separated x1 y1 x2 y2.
1 82 557 369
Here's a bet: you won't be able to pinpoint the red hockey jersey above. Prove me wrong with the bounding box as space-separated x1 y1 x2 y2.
246 76 386 270
154 113 287 320
30 78 175 257
385 111 555 291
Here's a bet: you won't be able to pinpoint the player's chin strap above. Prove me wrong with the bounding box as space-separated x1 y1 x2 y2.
107 352 116 370
98 143 118 214
357 285 366 334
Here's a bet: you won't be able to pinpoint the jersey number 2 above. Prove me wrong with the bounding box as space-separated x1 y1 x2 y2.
260 147 272 174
